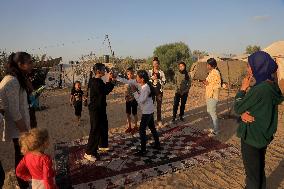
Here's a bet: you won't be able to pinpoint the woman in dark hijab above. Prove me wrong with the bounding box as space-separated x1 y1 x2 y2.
234 51 284 189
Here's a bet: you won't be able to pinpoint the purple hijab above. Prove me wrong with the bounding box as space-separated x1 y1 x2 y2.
248 51 278 85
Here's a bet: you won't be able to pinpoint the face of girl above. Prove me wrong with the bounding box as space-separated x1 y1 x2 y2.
75 82 81 89
207 64 213 70
153 61 160 69
136 75 144 84
179 64 185 71
18 57 33 74
127 71 134 79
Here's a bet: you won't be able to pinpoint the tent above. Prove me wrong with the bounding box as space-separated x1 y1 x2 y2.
190 60 247 86
264 41 284 94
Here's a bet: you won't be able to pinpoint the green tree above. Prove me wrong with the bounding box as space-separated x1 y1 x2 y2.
150 42 193 81
245 45 261 54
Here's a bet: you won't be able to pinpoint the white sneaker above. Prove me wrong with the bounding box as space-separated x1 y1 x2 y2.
157 121 163 127
84 153 97 162
99 147 109 152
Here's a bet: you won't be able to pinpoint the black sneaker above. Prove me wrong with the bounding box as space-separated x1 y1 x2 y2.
151 144 162 150
171 118 176 124
134 150 147 156
180 117 184 122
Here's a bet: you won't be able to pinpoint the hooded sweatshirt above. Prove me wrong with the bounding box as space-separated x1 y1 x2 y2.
234 81 284 148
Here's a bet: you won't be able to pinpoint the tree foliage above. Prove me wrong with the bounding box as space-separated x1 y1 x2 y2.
147 42 193 82
245 45 261 54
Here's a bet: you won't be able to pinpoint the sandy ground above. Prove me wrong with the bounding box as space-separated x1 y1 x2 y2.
1 82 284 189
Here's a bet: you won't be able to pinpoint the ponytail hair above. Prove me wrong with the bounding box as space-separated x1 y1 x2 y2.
6 52 32 91
136 70 155 97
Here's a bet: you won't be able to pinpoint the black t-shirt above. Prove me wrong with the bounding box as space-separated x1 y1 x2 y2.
88 78 115 111
71 88 84 102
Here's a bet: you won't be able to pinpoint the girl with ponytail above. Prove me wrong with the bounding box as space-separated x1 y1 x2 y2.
130 70 161 156
0 52 33 189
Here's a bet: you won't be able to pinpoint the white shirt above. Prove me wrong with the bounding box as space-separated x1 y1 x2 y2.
133 84 154 114
0 75 30 141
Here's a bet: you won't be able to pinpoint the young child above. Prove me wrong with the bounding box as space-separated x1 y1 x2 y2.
131 70 161 156
172 61 191 123
16 128 57 189
70 81 84 126
148 57 166 127
84 63 116 162
117 67 139 134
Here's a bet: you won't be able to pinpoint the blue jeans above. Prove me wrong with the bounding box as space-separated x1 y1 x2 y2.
206 98 219 133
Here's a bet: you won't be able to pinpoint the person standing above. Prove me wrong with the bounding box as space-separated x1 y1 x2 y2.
84 63 116 162
234 51 284 189
131 70 160 156
148 57 166 126
70 81 84 126
116 67 139 134
172 61 191 123
0 52 33 189
203 58 221 136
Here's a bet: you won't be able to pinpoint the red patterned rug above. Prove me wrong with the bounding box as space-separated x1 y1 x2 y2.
54 124 239 189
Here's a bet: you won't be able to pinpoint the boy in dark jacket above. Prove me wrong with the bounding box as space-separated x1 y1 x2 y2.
84 63 116 162
172 61 191 123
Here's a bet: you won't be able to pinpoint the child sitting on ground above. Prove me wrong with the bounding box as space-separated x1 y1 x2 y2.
16 128 57 189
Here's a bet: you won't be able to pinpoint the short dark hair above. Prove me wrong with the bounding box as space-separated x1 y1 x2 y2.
126 67 134 72
93 63 105 72
179 61 186 68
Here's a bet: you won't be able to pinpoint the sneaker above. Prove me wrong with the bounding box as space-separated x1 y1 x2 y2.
134 150 147 156
157 121 163 127
203 128 211 134
208 132 218 137
125 127 132 133
150 143 162 150
84 153 97 162
171 118 176 124
180 117 184 122
98 147 109 153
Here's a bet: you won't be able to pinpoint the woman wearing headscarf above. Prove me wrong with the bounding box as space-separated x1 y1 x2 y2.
234 51 284 189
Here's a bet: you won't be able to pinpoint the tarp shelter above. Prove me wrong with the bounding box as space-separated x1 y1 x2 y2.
190 60 247 86
263 41 284 95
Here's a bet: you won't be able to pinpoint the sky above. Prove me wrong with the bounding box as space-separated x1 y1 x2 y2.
0 0 284 62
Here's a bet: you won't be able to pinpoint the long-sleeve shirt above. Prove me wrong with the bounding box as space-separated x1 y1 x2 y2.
88 77 115 111
16 152 56 189
174 71 191 95
148 69 166 93
234 81 284 148
117 76 140 101
0 75 30 141
133 84 154 114
205 69 221 100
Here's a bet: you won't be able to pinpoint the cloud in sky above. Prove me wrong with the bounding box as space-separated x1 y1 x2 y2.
252 15 271 21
